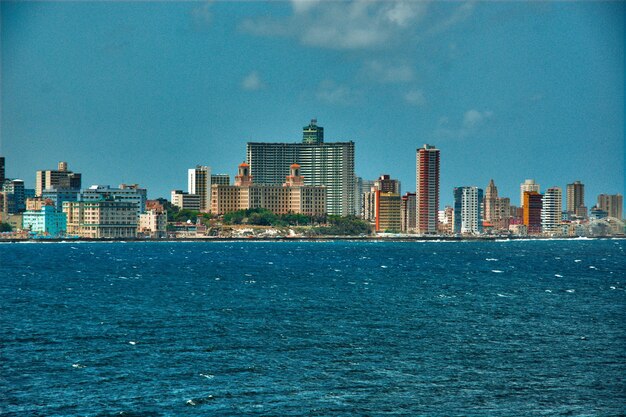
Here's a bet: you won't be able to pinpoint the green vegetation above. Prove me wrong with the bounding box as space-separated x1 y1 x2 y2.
0 222 13 232
223 208 315 227
310 215 372 236
165 203 211 224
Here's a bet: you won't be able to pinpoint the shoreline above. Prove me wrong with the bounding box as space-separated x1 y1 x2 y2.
0 235 624 243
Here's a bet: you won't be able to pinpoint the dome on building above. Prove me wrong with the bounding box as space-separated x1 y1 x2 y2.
290 163 300 169
239 162 250 168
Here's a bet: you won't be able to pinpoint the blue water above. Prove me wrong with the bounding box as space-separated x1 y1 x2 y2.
1 240 625 416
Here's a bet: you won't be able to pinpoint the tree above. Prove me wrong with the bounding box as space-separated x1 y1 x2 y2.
0 222 12 232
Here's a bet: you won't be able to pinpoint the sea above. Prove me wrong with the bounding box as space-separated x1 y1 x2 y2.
1 239 625 416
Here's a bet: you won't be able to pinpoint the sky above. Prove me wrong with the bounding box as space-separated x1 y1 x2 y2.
1 0 624 210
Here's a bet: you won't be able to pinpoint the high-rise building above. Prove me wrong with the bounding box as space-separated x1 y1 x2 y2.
35 162 81 196
541 187 562 234
523 191 543 234
566 181 586 218
188 166 212 212
597 194 623 220
494 197 511 230
484 179 498 222
416 144 440 234
211 162 326 216
520 179 540 208
453 186 483 234
401 192 416 232
0 156 5 184
2 179 25 214
375 191 401 232
246 120 355 216
374 174 401 195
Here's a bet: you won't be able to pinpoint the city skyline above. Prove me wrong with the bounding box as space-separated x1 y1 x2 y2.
1 1 624 206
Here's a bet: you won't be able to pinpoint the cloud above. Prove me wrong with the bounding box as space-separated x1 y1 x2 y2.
241 1 429 50
435 109 494 139
315 80 360 105
191 1 213 30
404 89 426 106
363 60 415 83
241 71 265 91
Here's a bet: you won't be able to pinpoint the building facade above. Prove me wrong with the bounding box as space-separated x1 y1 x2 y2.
2 179 25 214
35 161 81 196
541 186 562 234
401 192 416 232
246 120 354 216
211 174 230 186
523 191 543 234
520 179 540 207
22 204 67 237
416 144 440 234
171 190 202 211
81 184 147 217
64 199 137 238
597 194 623 220
188 166 212 212
453 186 483 234
139 210 167 238
211 163 326 216
566 181 586 218
375 191 401 232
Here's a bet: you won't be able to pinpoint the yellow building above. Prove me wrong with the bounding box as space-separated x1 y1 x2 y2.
64 199 137 238
375 191 402 232
211 163 326 216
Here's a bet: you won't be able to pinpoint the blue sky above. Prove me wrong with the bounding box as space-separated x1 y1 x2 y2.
1 1 624 209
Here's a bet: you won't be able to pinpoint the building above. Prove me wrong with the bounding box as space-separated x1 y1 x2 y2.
484 179 498 223
597 194 623 220
211 162 326 216
416 144 440 234
401 192 416 232
22 204 67 237
139 210 167 238
566 181 586 218
188 166 212 212
520 179 540 207
2 179 25 214
453 186 483 234
494 197 511 231
0 156 4 184
438 205 454 235
523 191 543 234
35 161 81 196
211 174 230 186
374 174 401 194
64 198 137 238
246 120 355 216
81 184 147 217
541 187 562 234
375 191 401 232
171 190 202 211
41 188 80 211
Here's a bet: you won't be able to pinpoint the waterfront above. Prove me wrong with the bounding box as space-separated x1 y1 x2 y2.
1 240 625 415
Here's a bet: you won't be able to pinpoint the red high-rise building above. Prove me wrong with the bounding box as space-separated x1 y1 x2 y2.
415 144 440 234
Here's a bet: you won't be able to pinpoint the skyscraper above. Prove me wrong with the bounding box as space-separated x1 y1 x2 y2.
246 120 355 216
416 144 440 234
520 179 540 208
188 165 211 212
566 181 586 218
374 174 401 194
453 186 483 234
541 187 562 233
523 191 543 234
597 194 623 220
401 192 416 232
0 156 5 184
484 179 498 223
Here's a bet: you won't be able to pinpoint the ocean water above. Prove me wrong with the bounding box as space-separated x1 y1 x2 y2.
1 240 625 416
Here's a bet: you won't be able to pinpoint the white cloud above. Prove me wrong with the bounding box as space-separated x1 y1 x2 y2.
241 71 265 91
316 80 360 105
191 1 213 30
435 109 494 139
404 89 426 106
364 60 415 83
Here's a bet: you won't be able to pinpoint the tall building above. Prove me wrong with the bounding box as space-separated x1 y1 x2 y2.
211 162 326 216
494 197 511 230
542 187 562 234
211 174 230 186
416 144 440 234
375 191 401 232
374 174 401 194
597 194 623 220
453 186 483 234
188 166 211 212
401 192 416 232
2 179 25 214
523 191 543 234
35 162 81 196
246 120 355 216
520 179 540 207
566 181 586 218
171 190 201 211
484 179 498 223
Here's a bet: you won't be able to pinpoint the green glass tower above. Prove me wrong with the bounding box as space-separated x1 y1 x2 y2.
302 119 324 144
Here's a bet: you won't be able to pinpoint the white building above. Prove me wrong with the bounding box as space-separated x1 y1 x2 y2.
453 186 483 234
81 184 146 217
139 210 167 238
171 190 201 211
188 166 211 212
520 179 540 208
541 186 562 234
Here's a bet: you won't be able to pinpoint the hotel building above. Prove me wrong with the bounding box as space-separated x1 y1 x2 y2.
416 144 440 234
523 191 543 234
211 162 326 216
246 120 354 216
64 198 137 238
541 186 562 234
